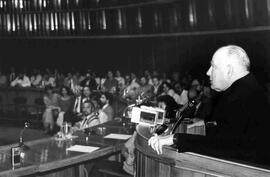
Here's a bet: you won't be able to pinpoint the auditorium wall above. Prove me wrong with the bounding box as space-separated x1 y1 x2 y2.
0 30 269 85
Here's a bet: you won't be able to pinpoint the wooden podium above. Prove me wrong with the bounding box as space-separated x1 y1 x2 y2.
135 125 270 177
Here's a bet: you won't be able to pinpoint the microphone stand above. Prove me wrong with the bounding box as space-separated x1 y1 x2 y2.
19 122 30 151
170 100 197 134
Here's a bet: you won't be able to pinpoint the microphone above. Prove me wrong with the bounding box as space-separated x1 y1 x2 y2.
153 99 198 135
170 99 198 134
19 122 30 151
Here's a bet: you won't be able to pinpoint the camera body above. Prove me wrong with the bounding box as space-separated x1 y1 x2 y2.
131 106 165 126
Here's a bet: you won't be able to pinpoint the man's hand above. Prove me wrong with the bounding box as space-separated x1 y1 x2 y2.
148 134 174 155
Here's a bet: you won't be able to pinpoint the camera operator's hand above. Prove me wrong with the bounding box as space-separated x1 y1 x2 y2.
148 134 174 155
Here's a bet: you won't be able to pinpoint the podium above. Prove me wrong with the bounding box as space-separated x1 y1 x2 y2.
135 125 270 177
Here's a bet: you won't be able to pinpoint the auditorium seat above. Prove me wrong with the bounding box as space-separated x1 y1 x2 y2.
97 160 132 177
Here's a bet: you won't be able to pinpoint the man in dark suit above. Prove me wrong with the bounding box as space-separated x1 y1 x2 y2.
81 71 97 91
148 45 270 165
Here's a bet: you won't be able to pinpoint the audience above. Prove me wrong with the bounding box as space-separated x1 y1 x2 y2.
3 65 267 141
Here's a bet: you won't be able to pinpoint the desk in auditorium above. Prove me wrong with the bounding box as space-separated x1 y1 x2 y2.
135 125 270 177
0 120 135 177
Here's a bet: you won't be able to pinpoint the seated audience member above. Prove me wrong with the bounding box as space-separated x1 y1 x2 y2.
55 72 65 88
80 71 97 91
100 92 114 122
124 74 131 86
30 69 43 88
71 72 81 89
95 77 101 90
91 92 102 110
103 71 118 93
143 70 153 85
129 73 140 90
161 81 182 105
152 76 161 96
173 81 188 107
0 71 7 87
148 45 270 165
10 73 31 87
137 76 155 100
64 85 83 125
42 86 60 134
82 85 92 103
56 86 74 127
63 72 73 88
42 74 56 88
91 92 108 124
115 70 125 88
73 101 100 130
123 74 140 103
72 85 83 117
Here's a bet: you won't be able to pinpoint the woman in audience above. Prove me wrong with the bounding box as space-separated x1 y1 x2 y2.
42 86 60 134
91 92 109 124
56 86 74 127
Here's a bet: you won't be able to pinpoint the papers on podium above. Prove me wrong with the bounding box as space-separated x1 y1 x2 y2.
104 133 132 140
67 145 100 153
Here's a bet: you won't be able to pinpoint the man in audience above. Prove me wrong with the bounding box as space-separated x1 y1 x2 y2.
148 45 270 165
152 76 161 96
100 92 114 121
73 101 100 130
81 71 97 91
137 76 154 100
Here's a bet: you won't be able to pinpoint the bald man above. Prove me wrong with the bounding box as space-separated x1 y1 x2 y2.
148 45 270 164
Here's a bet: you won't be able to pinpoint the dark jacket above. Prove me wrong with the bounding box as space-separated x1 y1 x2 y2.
173 73 270 165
